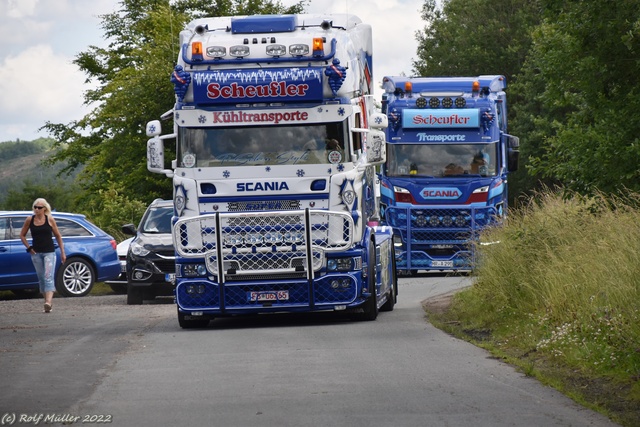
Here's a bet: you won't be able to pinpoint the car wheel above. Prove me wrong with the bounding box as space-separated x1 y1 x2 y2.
178 308 210 329
56 257 95 297
126 284 144 305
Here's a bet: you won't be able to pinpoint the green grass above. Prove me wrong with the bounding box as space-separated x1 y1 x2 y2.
427 189 640 426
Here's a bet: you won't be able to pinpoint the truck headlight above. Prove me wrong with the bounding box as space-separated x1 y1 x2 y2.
327 258 354 271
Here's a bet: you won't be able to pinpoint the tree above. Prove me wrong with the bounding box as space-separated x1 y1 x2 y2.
413 0 541 85
413 0 542 200
516 0 640 195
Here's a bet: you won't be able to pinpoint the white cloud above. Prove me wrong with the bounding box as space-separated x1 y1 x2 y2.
4 0 39 18
0 45 90 140
0 0 117 142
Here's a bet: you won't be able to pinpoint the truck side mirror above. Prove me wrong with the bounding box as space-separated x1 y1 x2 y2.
146 120 162 137
370 112 388 130
506 134 520 172
366 130 386 165
147 137 174 177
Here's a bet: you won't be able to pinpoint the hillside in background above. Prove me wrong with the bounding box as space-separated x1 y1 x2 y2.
0 139 79 208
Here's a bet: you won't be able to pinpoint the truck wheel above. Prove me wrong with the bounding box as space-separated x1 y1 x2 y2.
359 240 379 321
380 255 396 312
56 257 95 297
126 284 144 305
178 309 210 329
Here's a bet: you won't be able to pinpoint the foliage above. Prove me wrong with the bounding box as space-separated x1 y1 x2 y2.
514 0 640 195
40 0 306 228
1 181 80 212
437 189 640 424
0 139 80 209
413 0 542 200
0 138 52 162
81 183 148 241
414 0 541 85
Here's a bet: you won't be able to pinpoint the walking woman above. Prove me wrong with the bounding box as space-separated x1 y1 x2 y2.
19 198 66 313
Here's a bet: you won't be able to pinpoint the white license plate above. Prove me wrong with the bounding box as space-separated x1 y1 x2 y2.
432 260 454 268
248 291 289 302
165 273 176 283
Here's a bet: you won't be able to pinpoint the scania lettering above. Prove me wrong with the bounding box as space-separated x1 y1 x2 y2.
145 14 396 328
237 182 291 192
379 76 519 272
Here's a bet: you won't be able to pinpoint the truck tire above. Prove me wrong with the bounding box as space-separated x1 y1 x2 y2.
380 254 397 312
359 240 379 321
178 309 210 329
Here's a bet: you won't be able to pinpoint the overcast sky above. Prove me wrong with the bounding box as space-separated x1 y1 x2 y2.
0 0 424 143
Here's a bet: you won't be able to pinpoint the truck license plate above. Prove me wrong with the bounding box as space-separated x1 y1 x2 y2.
248 291 289 302
432 260 454 268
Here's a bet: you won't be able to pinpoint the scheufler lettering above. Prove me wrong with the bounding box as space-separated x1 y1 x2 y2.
207 81 310 100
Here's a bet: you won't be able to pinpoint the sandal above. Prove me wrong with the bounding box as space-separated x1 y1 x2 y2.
44 303 52 313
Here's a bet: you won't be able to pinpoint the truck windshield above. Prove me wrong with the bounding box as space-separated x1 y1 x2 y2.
177 122 347 167
385 143 498 178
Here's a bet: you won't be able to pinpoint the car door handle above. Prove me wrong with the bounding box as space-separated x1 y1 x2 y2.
0 247 8 252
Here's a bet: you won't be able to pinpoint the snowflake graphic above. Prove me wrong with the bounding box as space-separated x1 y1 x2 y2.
265 166 271 172
338 107 345 116
337 164 345 172
223 170 230 178
198 115 207 124
327 168 332 174
317 107 324 113
296 169 305 177
374 116 383 125
148 124 157 134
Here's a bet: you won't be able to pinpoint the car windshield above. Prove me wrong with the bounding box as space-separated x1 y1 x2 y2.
385 142 498 178
141 206 173 234
177 122 348 167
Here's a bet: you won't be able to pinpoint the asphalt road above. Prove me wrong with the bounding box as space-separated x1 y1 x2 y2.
0 274 617 426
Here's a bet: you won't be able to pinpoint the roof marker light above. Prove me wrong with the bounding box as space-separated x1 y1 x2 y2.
191 42 203 61
472 81 480 92
404 82 413 94
312 38 324 56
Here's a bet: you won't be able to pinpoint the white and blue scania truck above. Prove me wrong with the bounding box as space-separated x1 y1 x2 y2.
379 76 520 273
145 13 396 328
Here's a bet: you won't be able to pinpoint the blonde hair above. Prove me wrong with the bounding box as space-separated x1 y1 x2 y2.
32 198 52 214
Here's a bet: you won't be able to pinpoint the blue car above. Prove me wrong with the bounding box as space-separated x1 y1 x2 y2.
0 211 121 297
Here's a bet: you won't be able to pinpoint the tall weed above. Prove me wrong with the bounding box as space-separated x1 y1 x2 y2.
455 189 640 382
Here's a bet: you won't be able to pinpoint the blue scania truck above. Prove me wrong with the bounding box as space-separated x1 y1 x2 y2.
379 76 519 273
145 14 397 327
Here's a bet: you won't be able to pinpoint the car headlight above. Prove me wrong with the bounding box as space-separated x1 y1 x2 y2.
130 241 150 257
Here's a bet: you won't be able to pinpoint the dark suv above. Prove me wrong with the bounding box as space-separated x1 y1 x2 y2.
122 199 175 305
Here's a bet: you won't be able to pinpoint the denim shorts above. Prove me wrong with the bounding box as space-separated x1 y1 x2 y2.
31 252 56 293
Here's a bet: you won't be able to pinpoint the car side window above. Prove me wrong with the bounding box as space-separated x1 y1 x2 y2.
0 218 9 240
55 219 93 237
8 217 28 240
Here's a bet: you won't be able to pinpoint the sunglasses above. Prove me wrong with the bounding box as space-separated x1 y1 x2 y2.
33 206 45 210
